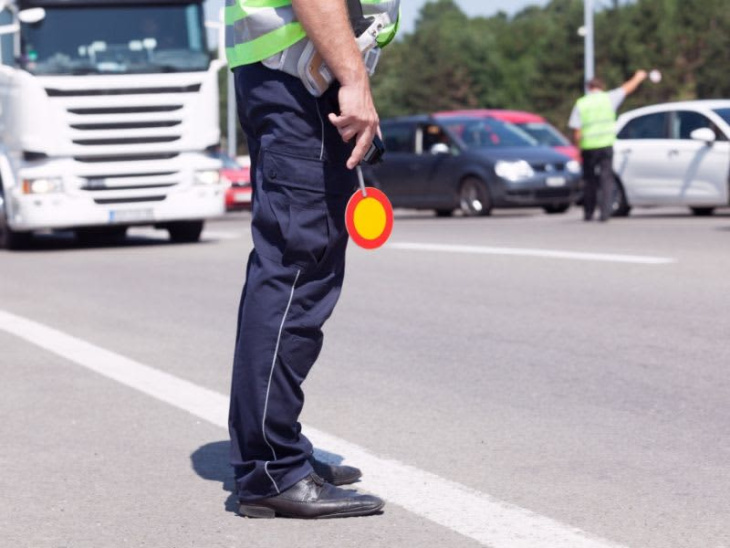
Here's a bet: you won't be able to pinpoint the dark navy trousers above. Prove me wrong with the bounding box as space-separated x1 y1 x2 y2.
228 63 357 501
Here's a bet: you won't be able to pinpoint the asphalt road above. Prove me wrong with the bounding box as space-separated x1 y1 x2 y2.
1 206 729 548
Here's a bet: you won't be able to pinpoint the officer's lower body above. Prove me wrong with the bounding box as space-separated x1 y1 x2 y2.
581 146 615 222
228 63 357 502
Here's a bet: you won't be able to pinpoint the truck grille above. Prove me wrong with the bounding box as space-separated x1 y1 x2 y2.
45 84 201 97
39 74 213 204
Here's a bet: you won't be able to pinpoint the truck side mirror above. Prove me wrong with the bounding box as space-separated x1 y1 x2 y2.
690 127 716 145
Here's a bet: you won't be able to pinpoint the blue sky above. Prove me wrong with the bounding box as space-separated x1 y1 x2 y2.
205 1 551 43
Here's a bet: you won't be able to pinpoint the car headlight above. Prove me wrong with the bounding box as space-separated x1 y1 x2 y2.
22 177 63 194
194 170 221 185
495 160 535 182
566 160 582 174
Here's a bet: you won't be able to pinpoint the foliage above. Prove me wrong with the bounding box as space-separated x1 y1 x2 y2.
371 0 730 132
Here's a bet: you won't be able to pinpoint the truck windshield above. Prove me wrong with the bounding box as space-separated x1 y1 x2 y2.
441 118 539 149
20 3 209 75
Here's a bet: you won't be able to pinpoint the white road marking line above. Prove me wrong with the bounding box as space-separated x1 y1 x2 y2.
389 242 675 265
0 308 628 548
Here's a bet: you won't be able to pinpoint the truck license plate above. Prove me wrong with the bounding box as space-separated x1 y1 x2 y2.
109 208 154 224
546 177 566 187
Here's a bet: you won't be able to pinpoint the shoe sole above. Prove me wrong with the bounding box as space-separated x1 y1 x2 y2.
238 501 385 520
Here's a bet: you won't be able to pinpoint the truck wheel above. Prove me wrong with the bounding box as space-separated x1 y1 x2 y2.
0 190 32 250
168 221 204 243
691 207 715 216
76 227 128 246
459 177 492 217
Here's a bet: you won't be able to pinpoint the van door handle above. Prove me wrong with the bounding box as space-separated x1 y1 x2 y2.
668 149 679 157
618 149 632 155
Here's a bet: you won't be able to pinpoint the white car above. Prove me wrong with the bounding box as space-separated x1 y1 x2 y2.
613 100 730 216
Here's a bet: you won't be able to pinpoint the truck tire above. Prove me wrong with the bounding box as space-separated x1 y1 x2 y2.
167 221 204 243
0 187 32 250
76 226 128 246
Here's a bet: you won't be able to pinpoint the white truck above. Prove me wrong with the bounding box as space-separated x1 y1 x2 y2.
0 0 225 249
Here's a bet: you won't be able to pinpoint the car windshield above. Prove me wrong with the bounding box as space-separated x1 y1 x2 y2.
441 118 538 149
713 108 730 127
20 3 209 75
517 122 570 147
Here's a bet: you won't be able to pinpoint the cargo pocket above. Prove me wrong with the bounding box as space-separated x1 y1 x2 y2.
257 147 347 269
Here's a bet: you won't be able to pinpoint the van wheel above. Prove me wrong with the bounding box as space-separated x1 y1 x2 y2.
435 209 454 217
459 177 492 217
543 204 570 214
612 178 631 217
691 207 715 216
168 221 204 243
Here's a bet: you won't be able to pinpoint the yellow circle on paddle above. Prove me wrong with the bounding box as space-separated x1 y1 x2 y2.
353 197 387 240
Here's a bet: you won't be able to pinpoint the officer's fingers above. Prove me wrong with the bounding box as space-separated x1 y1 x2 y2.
347 129 375 170
338 126 359 143
328 112 347 128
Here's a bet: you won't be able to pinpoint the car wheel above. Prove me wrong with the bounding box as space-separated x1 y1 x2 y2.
435 209 454 217
0 187 32 250
167 221 204 243
612 178 631 217
459 177 492 217
691 207 715 216
543 204 570 214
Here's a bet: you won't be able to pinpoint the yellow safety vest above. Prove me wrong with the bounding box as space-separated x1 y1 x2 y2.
577 91 617 150
225 0 400 69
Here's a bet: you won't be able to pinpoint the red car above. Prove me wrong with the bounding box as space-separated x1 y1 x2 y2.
436 109 580 163
220 154 252 211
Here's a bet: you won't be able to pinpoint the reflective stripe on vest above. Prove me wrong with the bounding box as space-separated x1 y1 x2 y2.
225 0 400 69
577 92 617 150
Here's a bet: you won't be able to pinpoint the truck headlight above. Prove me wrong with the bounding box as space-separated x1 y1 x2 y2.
566 160 582 174
495 160 535 182
194 170 221 186
22 177 63 194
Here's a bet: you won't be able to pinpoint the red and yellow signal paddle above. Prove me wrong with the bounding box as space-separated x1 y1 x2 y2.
345 167 394 250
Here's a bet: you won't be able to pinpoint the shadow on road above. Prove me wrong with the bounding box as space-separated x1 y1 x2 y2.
190 440 348 514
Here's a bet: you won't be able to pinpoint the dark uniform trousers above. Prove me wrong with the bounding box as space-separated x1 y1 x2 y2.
581 146 615 221
228 63 357 501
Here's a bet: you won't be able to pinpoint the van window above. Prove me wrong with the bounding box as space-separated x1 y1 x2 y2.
618 112 668 140
382 123 415 154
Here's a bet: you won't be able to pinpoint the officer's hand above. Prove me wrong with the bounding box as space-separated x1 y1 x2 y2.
329 78 380 170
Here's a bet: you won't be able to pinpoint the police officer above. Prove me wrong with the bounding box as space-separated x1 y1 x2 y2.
225 0 399 519
569 71 647 222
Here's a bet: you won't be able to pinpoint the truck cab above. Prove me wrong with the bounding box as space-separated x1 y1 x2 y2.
0 0 225 248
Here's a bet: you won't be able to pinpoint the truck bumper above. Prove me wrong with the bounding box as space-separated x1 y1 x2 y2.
8 185 224 231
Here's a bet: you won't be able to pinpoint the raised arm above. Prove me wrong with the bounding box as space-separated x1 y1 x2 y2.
292 0 379 169
621 70 648 96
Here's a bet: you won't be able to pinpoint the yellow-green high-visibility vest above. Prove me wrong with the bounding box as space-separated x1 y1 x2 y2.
225 0 400 70
577 91 617 150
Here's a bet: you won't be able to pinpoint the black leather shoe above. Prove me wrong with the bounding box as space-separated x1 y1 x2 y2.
238 474 384 519
308 456 362 486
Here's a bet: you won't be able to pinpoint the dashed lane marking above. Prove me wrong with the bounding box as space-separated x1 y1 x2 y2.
0 309 629 548
389 242 676 265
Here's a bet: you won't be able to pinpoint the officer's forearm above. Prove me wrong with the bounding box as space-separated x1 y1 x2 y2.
292 0 369 87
